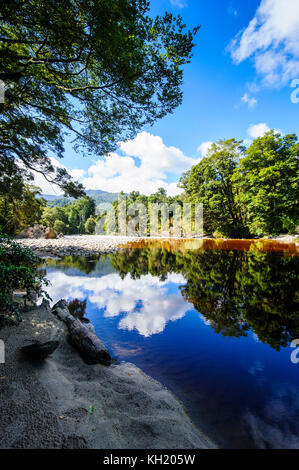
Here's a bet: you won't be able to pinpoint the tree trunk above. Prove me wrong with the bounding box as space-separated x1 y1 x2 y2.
51 300 111 366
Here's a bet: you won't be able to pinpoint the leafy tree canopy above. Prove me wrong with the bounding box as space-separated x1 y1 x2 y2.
233 131 299 236
179 138 247 237
0 184 45 235
41 195 96 234
105 187 183 235
0 234 49 325
180 132 299 237
0 0 199 197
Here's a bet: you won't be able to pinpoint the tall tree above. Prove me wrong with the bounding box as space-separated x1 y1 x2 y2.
233 131 299 236
0 0 199 197
179 139 247 237
0 184 45 234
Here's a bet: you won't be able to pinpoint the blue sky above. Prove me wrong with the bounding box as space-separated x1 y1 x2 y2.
36 0 299 195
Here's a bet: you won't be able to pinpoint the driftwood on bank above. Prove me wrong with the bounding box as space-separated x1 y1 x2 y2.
51 300 111 366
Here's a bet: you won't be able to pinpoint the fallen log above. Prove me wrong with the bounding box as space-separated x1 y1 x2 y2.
51 299 73 322
51 300 111 366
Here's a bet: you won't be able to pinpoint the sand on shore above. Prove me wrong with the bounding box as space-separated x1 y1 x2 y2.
0 303 214 449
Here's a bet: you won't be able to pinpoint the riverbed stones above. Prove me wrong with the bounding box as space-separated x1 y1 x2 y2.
16 235 142 258
16 224 47 239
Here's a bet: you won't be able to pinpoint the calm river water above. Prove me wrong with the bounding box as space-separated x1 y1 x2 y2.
44 239 299 449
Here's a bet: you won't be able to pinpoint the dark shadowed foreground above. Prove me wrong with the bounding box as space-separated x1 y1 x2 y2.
0 303 214 449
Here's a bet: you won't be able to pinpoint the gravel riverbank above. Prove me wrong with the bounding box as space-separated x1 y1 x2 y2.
17 235 143 257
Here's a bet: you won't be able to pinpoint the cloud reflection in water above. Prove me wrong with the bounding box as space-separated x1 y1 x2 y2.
46 271 190 337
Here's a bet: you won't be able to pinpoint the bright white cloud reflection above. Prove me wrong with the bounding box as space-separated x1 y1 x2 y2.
46 271 190 337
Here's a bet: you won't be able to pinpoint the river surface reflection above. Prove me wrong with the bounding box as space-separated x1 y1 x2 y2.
44 239 299 448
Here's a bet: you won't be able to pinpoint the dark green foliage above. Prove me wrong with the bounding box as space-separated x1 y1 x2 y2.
85 217 97 234
53 219 67 234
111 246 177 281
180 132 299 237
0 235 49 325
44 197 74 208
0 0 198 197
233 132 299 236
42 196 96 234
110 244 299 350
0 185 46 235
106 188 184 235
179 139 247 237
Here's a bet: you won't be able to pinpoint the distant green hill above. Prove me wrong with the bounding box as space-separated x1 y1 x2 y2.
41 190 123 208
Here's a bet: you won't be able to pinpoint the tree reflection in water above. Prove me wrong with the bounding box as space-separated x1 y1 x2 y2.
109 240 299 351
44 240 299 448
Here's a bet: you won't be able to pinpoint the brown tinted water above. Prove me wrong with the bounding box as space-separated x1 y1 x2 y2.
120 238 299 255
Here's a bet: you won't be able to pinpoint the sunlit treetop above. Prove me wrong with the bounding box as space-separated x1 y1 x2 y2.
0 0 199 196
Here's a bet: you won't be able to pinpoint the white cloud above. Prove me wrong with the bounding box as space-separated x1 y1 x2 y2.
28 157 86 195
46 271 190 337
247 122 281 140
70 168 86 180
28 132 199 197
248 122 270 139
30 170 63 196
82 131 199 196
228 2 238 17
170 0 188 9
19 157 63 196
241 92 258 108
197 141 213 157
228 0 299 86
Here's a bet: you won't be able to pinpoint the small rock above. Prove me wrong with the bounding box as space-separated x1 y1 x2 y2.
16 224 47 239
45 228 57 239
21 340 59 359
